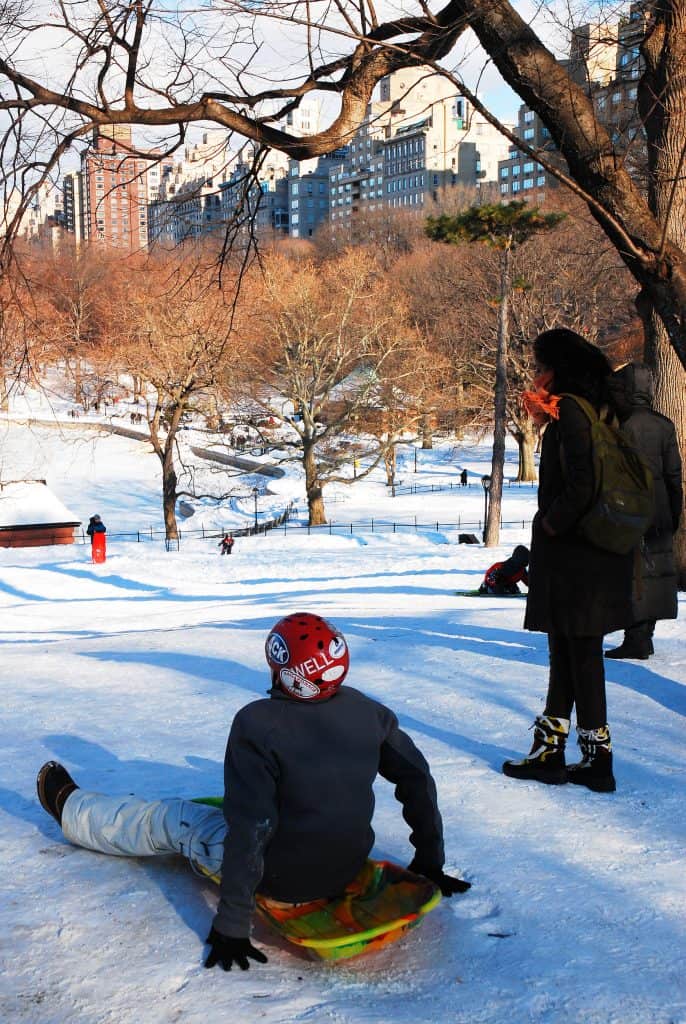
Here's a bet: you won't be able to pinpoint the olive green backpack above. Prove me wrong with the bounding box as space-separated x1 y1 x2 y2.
561 394 655 555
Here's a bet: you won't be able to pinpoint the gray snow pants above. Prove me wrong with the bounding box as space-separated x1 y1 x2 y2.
61 791 226 880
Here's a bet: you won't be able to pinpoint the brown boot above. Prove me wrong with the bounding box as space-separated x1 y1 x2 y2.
37 762 78 825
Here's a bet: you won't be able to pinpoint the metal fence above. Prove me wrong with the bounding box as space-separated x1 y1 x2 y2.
72 511 534 546
393 480 537 496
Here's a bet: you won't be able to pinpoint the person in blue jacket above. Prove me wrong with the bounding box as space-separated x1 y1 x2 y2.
37 612 470 973
86 514 106 544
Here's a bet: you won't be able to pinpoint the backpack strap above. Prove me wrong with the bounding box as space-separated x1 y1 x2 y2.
558 392 598 423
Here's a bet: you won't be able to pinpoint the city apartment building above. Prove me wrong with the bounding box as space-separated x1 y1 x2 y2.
328 67 511 229
81 125 173 250
498 107 557 202
148 131 235 247
288 151 348 238
498 2 649 203
219 149 290 243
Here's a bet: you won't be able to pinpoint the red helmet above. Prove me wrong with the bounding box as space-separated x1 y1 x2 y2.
265 612 349 701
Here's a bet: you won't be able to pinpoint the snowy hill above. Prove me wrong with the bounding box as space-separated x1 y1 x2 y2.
0 409 684 1024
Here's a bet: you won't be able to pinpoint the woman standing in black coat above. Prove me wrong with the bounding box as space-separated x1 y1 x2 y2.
502 329 633 793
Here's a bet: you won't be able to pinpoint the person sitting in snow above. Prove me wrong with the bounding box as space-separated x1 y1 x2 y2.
478 545 530 595
36 613 470 973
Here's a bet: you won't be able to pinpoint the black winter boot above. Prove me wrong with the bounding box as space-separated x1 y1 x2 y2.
566 726 616 793
605 641 651 660
502 715 570 785
37 761 78 825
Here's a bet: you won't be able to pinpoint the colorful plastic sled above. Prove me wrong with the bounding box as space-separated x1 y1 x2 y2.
193 798 441 961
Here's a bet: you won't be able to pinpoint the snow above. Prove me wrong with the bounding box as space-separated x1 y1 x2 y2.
0 396 685 1024
0 480 80 529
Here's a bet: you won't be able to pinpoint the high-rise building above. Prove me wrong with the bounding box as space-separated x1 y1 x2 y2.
81 126 174 250
147 131 236 247
328 68 512 228
62 171 85 243
288 151 348 239
498 2 649 203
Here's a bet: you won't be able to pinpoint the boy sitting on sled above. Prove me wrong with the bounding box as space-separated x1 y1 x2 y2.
37 613 470 973
479 545 530 595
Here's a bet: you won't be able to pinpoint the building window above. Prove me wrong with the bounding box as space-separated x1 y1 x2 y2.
512 181 521 192
523 128 535 140
500 167 509 178
524 109 535 123
291 183 299 195
500 183 509 194
537 175 546 186
512 165 520 176
523 178 533 189
523 161 534 173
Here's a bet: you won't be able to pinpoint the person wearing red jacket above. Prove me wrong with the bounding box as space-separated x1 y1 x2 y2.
479 545 530 594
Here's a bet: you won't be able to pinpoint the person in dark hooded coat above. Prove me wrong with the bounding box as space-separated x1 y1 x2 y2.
502 329 634 794
605 362 683 659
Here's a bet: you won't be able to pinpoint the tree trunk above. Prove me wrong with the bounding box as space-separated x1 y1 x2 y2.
421 413 433 449
162 445 179 541
303 441 326 525
454 380 465 439
514 417 537 482
484 247 510 547
647 319 686 588
385 445 397 488
642 6 686 587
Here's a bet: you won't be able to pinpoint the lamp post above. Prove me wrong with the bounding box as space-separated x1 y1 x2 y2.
252 486 259 532
481 475 491 541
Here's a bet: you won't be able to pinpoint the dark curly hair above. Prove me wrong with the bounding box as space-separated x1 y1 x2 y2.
534 328 612 408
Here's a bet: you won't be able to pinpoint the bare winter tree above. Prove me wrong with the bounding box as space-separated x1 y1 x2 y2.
237 248 438 525
427 202 566 546
106 250 249 541
1 0 684 570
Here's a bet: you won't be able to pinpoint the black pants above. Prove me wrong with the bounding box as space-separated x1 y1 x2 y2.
545 633 607 730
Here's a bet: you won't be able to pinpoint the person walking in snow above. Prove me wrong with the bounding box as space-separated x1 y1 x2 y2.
479 545 530 595
218 533 234 556
604 362 683 660
502 329 634 794
36 612 470 973
460 469 468 487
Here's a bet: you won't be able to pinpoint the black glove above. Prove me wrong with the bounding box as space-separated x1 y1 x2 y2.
408 859 471 897
204 928 268 971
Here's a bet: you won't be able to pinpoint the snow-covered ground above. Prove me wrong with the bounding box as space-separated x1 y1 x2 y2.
0 401 684 1024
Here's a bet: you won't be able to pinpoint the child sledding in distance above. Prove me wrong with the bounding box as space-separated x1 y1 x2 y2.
479 545 530 595
36 613 470 973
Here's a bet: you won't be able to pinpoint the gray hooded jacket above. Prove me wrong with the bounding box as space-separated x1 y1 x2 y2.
610 363 683 622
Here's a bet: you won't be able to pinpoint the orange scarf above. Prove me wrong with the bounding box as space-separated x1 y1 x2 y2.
522 370 561 427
